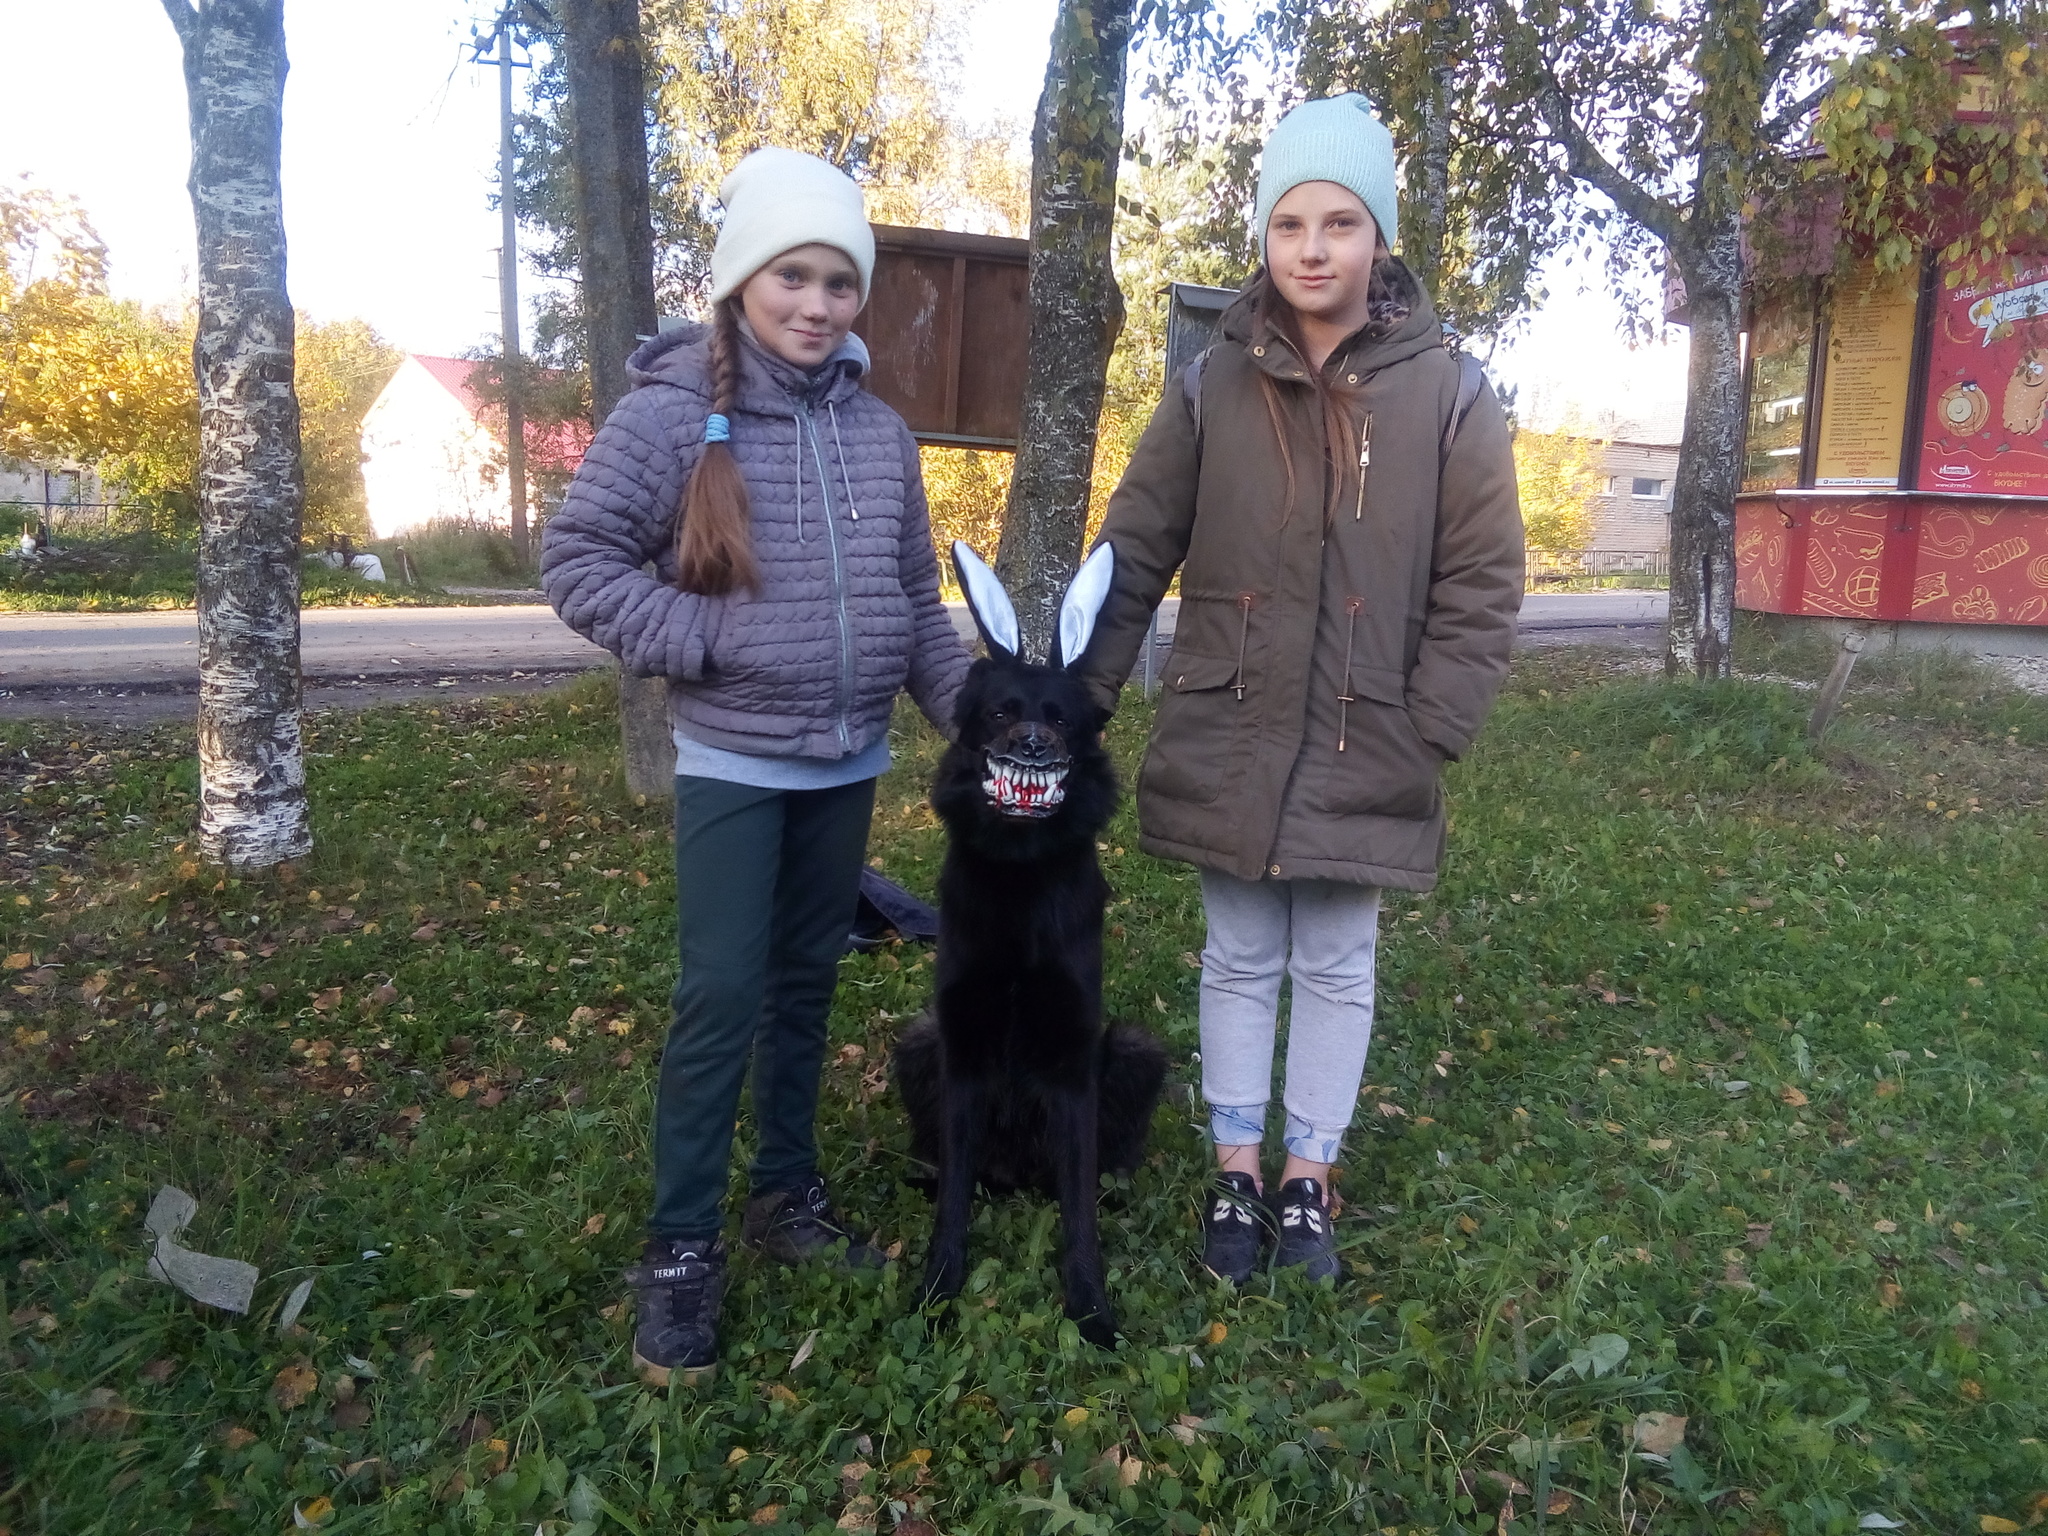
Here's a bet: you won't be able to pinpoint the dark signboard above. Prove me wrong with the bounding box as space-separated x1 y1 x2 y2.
853 224 1030 449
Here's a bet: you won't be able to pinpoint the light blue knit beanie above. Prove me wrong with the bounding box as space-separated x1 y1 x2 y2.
1253 94 1399 257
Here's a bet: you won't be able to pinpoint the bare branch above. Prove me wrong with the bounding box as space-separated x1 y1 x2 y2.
1762 78 1833 145
1761 0 1825 90
1496 1 1689 253
158 0 198 46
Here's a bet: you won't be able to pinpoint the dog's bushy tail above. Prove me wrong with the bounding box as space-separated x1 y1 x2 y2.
1098 1023 1170 1175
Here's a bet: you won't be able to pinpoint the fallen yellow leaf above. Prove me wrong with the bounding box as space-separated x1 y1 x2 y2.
727 1446 750 1465
1877 1280 1903 1309
2 953 30 971
1205 1321 1227 1346
270 1361 318 1410
294 1495 335 1527
1632 1412 1688 1456
1982 1518 2021 1534
1064 1406 1089 1426
1779 1085 1809 1107
580 1213 607 1238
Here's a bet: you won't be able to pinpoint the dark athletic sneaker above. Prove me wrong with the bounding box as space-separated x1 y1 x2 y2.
742 1174 885 1268
1201 1170 1271 1284
1273 1177 1340 1282
624 1236 726 1385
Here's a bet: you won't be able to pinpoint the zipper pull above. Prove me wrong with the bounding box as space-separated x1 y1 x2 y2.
1354 414 1373 521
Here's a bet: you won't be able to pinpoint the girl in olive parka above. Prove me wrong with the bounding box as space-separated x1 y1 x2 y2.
1078 95 1525 1284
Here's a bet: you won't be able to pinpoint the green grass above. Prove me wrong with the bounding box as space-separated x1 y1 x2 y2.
2 648 2045 1535
0 525 538 612
365 523 538 593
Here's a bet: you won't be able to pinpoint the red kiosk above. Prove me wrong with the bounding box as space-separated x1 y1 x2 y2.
1734 181 2048 639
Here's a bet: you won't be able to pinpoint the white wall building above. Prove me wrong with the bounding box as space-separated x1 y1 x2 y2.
360 355 589 540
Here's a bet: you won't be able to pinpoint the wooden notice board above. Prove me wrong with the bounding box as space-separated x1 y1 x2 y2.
1813 265 1920 488
852 224 1030 450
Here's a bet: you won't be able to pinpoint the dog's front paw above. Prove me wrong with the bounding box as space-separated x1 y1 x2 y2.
919 1253 966 1308
1068 1300 1119 1350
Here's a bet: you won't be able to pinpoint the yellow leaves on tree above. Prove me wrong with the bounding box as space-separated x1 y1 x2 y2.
645 0 1027 281
1 178 396 534
1513 421 1609 555
0 182 197 525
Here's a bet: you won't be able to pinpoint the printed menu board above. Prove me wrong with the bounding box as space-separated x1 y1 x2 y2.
1918 252 2048 496
1814 267 1919 487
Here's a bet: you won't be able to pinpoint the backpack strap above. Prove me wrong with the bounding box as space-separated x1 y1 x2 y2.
1181 346 1214 461
1439 350 1486 466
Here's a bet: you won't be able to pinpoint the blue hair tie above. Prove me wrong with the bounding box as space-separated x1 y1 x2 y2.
703 413 731 445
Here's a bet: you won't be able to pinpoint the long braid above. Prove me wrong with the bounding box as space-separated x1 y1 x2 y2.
676 300 760 595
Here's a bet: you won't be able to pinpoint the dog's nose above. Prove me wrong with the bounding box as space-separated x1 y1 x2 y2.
1001 722 1066 766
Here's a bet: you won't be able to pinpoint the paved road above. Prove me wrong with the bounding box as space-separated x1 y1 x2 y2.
0 606 609 689
0 590 1667 692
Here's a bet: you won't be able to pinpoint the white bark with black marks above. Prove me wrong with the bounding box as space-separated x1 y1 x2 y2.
1667 219 1744 679
994 0 1135 660
161 0 311 866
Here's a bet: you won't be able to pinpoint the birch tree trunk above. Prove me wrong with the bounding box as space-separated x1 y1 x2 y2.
161 0 311 867
1666 221 1745 680
556 0 669 799
560 0 657 420
1406 15 1453 301
994 0 1135 659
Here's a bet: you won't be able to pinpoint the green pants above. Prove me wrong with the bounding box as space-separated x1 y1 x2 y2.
649 773 877 1241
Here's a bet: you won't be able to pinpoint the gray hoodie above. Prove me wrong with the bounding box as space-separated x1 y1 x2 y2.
540 324 970 758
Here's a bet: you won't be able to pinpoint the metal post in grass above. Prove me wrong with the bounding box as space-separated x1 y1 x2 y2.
1807 629 1867 742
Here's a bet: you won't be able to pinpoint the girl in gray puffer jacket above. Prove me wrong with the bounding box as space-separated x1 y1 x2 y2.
541 147 970 1385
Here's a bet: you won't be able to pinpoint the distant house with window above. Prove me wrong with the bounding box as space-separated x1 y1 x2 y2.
1 455 103 531
1590 426 1684 557
359 355 591 539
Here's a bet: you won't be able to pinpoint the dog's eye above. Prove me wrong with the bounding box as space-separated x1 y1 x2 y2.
989 708 1007 723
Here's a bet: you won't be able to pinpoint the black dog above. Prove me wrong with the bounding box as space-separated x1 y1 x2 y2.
892 542 1167 1347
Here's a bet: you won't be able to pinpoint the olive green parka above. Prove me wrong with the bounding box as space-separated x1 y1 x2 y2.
1078 263 1524 892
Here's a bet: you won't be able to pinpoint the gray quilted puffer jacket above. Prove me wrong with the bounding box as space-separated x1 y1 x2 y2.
541 324 970 759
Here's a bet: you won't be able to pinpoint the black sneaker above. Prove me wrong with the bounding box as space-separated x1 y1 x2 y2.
1273 1177 1340 1282
741 1174 885 1268
623 1237 726 1385
1201 1170 1271 1284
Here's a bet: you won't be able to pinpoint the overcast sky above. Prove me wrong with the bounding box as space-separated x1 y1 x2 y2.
6 0 1686 431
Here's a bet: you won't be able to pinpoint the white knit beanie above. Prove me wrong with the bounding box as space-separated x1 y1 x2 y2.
708 147 876 310
1253 94 1400 257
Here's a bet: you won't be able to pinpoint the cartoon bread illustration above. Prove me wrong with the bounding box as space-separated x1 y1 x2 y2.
1926 509 1975 558
2016 596 2047 624
1953 586 2000 622
2030 554 2048 589
1913 570 1951 608
1974 535 2032 572
2002 353 2048 436
1937 380 1991 436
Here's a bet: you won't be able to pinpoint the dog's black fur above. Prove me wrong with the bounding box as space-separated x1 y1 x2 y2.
891 646 1168 1347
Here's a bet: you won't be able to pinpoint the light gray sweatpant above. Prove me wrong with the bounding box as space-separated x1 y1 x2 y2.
1198 869 1381 1164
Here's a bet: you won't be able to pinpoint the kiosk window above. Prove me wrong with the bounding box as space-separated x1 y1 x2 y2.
1743 292 1815 492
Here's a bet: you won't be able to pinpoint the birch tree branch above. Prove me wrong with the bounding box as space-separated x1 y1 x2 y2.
158 0 198 46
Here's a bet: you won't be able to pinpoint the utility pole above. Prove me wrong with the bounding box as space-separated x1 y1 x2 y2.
494 19 530 559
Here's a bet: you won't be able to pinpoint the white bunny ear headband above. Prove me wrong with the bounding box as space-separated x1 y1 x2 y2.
951 541 1115 671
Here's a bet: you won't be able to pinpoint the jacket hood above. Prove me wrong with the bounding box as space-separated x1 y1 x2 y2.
1219 255 1442 379
625 320 870 412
